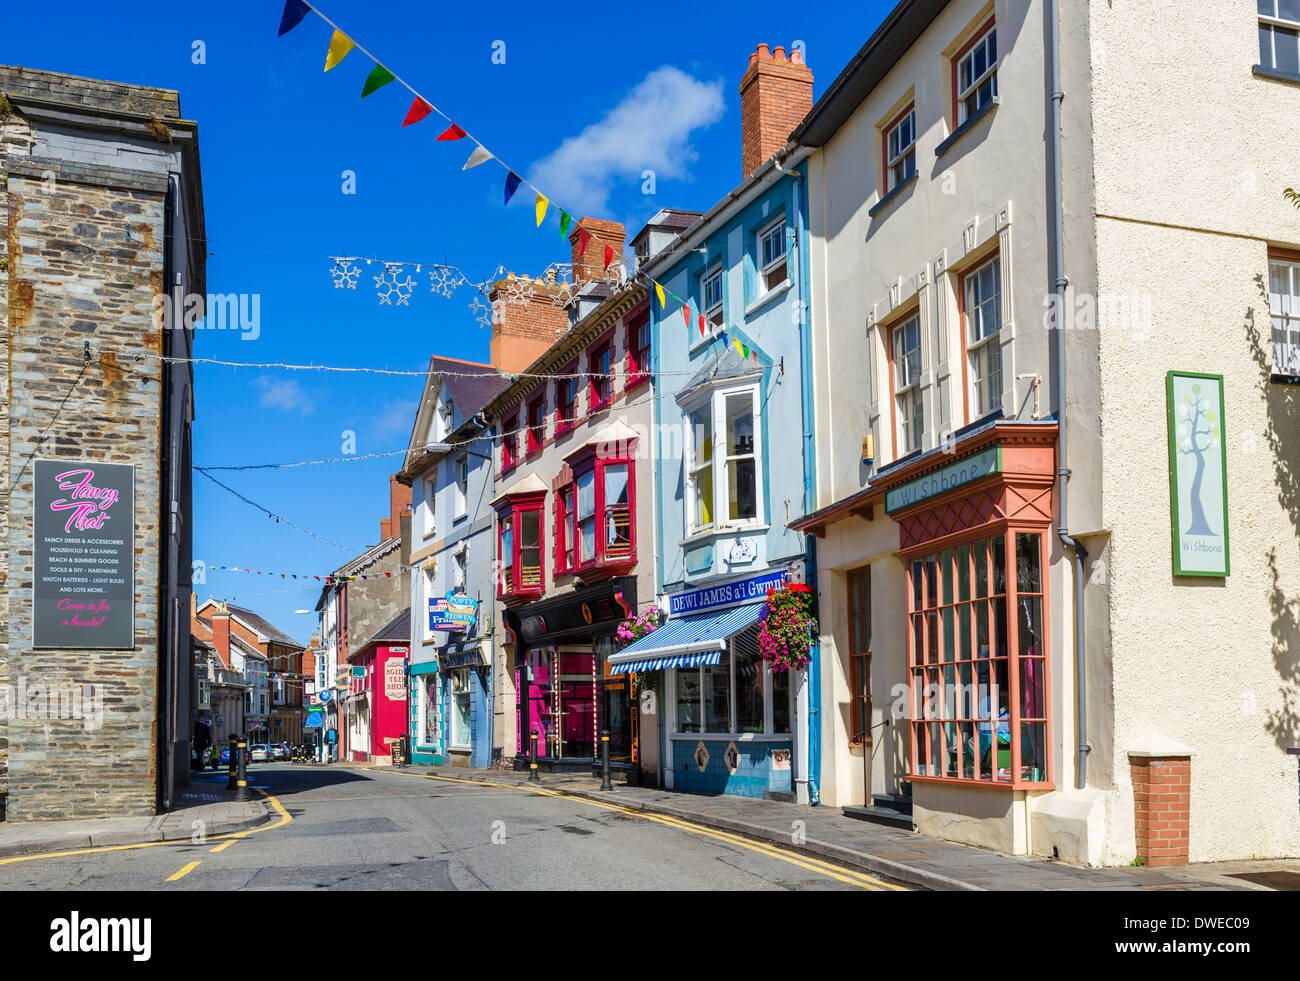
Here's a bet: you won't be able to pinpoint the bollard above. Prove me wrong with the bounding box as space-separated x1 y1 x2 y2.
226 734 238 790
529 728 540 782
600 729 612 791
234 736 251 801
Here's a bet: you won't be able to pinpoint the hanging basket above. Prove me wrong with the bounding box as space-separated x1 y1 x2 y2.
758 582 815 673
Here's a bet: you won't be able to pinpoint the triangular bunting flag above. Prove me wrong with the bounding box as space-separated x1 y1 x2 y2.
575 226 592 258
752 349 759 364
362 64 395 98
462 144 493 169
437 123 466 141
699 313 707 337
504 172 522 205
559 211 572 239
536 194 548 227
278 0 311 36
655 282 666 309
603 244 614 269
324 30 354 71
721 329 729 345
734 338 745 356
742 344 751 359
682 302 691 328
402 97 433 127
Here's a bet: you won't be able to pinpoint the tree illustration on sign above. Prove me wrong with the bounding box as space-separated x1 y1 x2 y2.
1175 384 1220 537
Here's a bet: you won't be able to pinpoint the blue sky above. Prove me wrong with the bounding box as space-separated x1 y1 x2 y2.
6 0 891 643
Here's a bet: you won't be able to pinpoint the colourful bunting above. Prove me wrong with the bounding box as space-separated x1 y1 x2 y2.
575 226 593 259
361 64 396 98
734 338 745 356
402 97 433 127
654 282 666 309
535 194 548 227
278 0 311 36
462 145 493 170
699 313 707 338
603 244 614 270
324 30 354 71
504 172 522 205
437 123 467 141
682 302 691 328
559 210 572 239
742 343 751 359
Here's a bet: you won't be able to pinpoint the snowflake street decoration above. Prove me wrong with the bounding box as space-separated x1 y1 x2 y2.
502 278 536 306
329 258 360 290
429 265 465 298
550 278 581 307
374 263 416 306
469 296 493 329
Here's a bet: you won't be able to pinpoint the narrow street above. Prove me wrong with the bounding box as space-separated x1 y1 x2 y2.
0 766 902 891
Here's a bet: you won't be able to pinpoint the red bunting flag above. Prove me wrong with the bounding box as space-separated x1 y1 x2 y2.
575 227 593 262
699 313 706 337
682 302 691 328
603 244 614 270
437 123 466 141
402 97 433 127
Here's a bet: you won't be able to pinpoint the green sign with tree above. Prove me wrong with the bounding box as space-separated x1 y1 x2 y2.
1166 371 1230 577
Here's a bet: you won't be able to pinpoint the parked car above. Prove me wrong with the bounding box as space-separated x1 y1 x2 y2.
220 746 233 765
271 743 289 761
249 744 270 763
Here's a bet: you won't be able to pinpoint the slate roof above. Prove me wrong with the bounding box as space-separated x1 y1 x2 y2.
431 356 508 424
678 345 763 403
226 603 304 649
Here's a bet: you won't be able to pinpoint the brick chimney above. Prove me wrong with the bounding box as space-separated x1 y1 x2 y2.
211 602 232 669
488 272 571 373
569 218 626 283
739 43 813 179
381 473 411 542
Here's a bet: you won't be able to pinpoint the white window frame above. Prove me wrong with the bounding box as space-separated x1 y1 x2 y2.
453 455 469 519
453 546 468 594
703 265 724 327
672 631 794 738
1270 256 1300 377
422 475 437 540
885 108 916 192
438 398 455 441
956 24 998 124
449 670 472 749
685 382 765 535
892 315 924 456
965 255 1004 419
423 562 439 642
1260 3 1300 73
756 216 788 296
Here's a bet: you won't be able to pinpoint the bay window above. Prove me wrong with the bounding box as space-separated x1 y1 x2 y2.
557 445 637 573
906 529 1049 787
955 22 998 124
1259 1 1300 75
964 255 1003 419
1269 255 1300 378
496 492 545 600
685 384 763 535
892 315 923 456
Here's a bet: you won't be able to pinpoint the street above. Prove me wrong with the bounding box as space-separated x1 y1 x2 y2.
0 766 903 891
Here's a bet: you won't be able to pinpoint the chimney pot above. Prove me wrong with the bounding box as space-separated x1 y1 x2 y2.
739 42 813 179
773 45 786 61
756 43 770 60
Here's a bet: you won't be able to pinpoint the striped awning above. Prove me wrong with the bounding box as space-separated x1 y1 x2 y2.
607 603 765 675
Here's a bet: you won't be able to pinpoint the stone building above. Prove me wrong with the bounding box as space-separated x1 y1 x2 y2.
0 68 204 820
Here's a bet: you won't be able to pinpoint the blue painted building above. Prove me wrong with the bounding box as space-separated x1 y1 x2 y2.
614 124 821 802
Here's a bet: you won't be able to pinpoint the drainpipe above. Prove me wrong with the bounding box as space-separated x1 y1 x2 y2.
777 150 820 806
474 411 496 768
1046 0 1090 790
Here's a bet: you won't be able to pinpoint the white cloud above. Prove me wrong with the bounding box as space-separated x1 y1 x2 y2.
254 377 314 415
528 66 726 218
372 398 417 437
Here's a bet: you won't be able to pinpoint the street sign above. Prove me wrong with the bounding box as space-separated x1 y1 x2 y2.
318 689 332 703
429 591 478 632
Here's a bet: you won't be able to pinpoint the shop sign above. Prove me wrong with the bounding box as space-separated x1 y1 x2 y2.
884 446 1002 514
351 666 365 678
429 591 478 632
440 648 485 669
668 567 788 618
317 689 332 703
384 657 407 700
33 460 135 649
304 709 323 729
1167 371 1229 577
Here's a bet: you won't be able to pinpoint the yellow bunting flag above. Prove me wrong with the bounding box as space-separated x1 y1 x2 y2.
655 282 666 309
324 30 354 71
535 194 548 227
734 338 745 356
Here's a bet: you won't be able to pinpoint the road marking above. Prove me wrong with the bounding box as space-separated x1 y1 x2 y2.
0 789 293 868
210 839 237 853
415 772 903 891
166 861 201 882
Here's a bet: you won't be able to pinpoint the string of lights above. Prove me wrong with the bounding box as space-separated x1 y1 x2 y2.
194 468 361 552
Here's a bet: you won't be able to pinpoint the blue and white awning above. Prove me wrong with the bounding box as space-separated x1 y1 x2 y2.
607 603 764 675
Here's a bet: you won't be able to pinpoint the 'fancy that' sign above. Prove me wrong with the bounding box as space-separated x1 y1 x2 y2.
33 461 135 650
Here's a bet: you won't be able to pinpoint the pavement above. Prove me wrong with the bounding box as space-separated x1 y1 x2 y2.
370 762 1269 891
0 774 270 859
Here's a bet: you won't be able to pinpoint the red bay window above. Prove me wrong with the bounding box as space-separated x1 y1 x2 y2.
556 441 637 577
496 490 546 602
526 394 545 457
626 312 651 389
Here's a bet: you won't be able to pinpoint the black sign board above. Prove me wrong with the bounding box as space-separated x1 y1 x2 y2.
33 460 135 649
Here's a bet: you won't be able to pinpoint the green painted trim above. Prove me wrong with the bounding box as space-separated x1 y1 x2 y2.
1166 371 1230 577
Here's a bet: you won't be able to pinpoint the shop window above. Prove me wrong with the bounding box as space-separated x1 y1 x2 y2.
1269 255 1300 378
557 362 579 433
757 216 788 295
496 493 545 600
526 395 545 457
891 315 924 456
588 339 613 411
848 566 872 747
558 448 636 573
772 669 791 734
627 314 651 388
1260 1 1300 75
954 21 998 125
906 531 1048 786
557 484 576 572
884 106 916 192
686 385 763 534
450 671 472 748
676 666 703 733
500 413 517 474
734 624 765 733
675 625 789 736
964 255 1003 419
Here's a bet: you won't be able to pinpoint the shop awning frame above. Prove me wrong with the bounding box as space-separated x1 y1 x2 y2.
607 603 764 674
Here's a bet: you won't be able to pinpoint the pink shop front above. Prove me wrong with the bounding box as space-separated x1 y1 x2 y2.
344 609 410 764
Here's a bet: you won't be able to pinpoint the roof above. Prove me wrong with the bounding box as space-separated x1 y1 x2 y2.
355 608 411 654
430 355 509 423
677 345 763 404
791 0 950 148
491 472 548 506
224 603 304 650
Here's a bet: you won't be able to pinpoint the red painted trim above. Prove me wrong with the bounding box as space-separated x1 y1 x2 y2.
555 359 580 436
501 412 518 474
951 17 996 127
625 309 652 390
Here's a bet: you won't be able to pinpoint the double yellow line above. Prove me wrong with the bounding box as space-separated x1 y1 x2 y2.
420 772 904 891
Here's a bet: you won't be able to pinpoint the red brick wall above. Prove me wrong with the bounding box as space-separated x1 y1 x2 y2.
739 44 813 180
489 275 571 372
570 218 625 283
210 613 232 669
1130 756 1190 866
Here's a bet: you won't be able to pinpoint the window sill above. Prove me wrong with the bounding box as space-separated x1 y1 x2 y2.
625 373 651 391
908 773 1054 792
934 96 999 159
868 171 918 218
679 523 770 549
1253 64 1300 87
669 732 793 741
1271 372 1300 385
745 278 792 317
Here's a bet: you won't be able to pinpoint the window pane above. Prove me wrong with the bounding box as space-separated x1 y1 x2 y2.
580 517 595 562
734 627 765 733
605 464 629 508
703 650 730 732
726 393 754 455
728 459 757 520
577 470 595 520
1020 721 1046 781
1278 27 1300 73
1021 655 1045 718
676 669 701 732
1016 533 1041 593
1262 24 1275 68
1281 0 1300 21
1261 0 1277 17
772 668 791 733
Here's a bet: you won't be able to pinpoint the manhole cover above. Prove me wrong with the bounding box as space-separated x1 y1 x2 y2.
1227 871 1300 890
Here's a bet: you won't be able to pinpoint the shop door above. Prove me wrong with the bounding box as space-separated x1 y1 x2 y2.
557 648 595 759
516 651 553 756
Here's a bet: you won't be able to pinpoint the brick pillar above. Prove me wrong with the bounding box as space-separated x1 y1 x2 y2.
1129 753 1191 866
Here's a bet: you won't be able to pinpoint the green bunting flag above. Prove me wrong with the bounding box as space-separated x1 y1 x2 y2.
361 64 396 98
559 210 572 239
